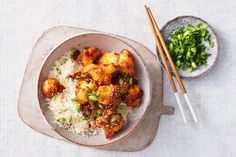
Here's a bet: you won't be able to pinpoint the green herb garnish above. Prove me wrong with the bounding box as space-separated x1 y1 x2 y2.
129 77 133 85
119 105 127 112
168 22 214 72
70 48 80 60
71 98 79 104
56 118 66 123
52 95 58 101
56 68 62 75
87 91 99 102
60 79 66 86
60 58 67 65
96 109 102 117
88 95 97 101
76 106 81 113
82 116 90 121
98 103 104 109
209 41 215 48
110 115 118 123
123 74 130 82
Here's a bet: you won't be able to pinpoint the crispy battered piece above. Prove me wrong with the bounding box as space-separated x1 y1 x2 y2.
118 49 134 76
77 80 97 91
80 64 98 74
97 85 120 107
75 88 89 105
100 64 117 74
95 113 124 139
104 114 123 139
42 78 64 98
79 47 101 65
98 52 119 66
95 109 113 127
80 64 111 85
97 85 114 105
75 79 97 105
126 85 143 107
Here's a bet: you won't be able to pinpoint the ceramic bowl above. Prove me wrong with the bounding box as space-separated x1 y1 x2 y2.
160 16 219 78
37 33 152 146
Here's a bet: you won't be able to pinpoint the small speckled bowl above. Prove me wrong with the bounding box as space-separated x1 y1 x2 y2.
159 16 219 78
37 33 152 147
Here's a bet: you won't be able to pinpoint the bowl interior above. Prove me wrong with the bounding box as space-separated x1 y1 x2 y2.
37 33 151 146
160 16 218 78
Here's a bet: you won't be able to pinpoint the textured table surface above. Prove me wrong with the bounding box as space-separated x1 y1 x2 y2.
0 0 236 157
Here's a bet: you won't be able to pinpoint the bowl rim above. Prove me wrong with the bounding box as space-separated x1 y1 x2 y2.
160 15 219 78
37 32 153 146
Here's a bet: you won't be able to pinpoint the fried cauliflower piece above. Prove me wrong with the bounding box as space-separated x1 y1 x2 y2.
97 85 114 105
104 114 123 139
97 85 120 106
75 79 97 105
80 64 111 85
98 52 119 65
126 85 143 107
80 64 98 74
75 88 89 105
100 64 117 74
95 109 113 128
42 78 64 98
77 79 97 91
79 47 101 65
95 113 124 139
118 49 134 76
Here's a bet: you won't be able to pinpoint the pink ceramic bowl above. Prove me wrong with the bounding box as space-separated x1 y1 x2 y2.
37 33 152 146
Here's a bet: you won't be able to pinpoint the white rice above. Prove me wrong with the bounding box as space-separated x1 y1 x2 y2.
46 52 132 136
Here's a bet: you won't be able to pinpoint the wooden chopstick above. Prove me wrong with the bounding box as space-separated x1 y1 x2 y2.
146 7 186 93
144 5 187 123
145 5 198 123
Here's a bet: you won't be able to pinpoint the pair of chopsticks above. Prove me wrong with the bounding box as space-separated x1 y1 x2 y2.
144 5 198 123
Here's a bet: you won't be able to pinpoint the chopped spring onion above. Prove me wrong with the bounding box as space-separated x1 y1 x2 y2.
96 109 102 117
70 48 80 60
168 22 214 72
119 105 127 112
60 58 67 65
71 98 79 104
129 77 133 85
76 106 81 113
209 41 215 48
110 115 118 123
56 118 66 123
52 95 58 101
98 103 104 109
56 68 62 75
60 79 66 86
87 91 99 102
82 116 90 121
88 95 97 101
